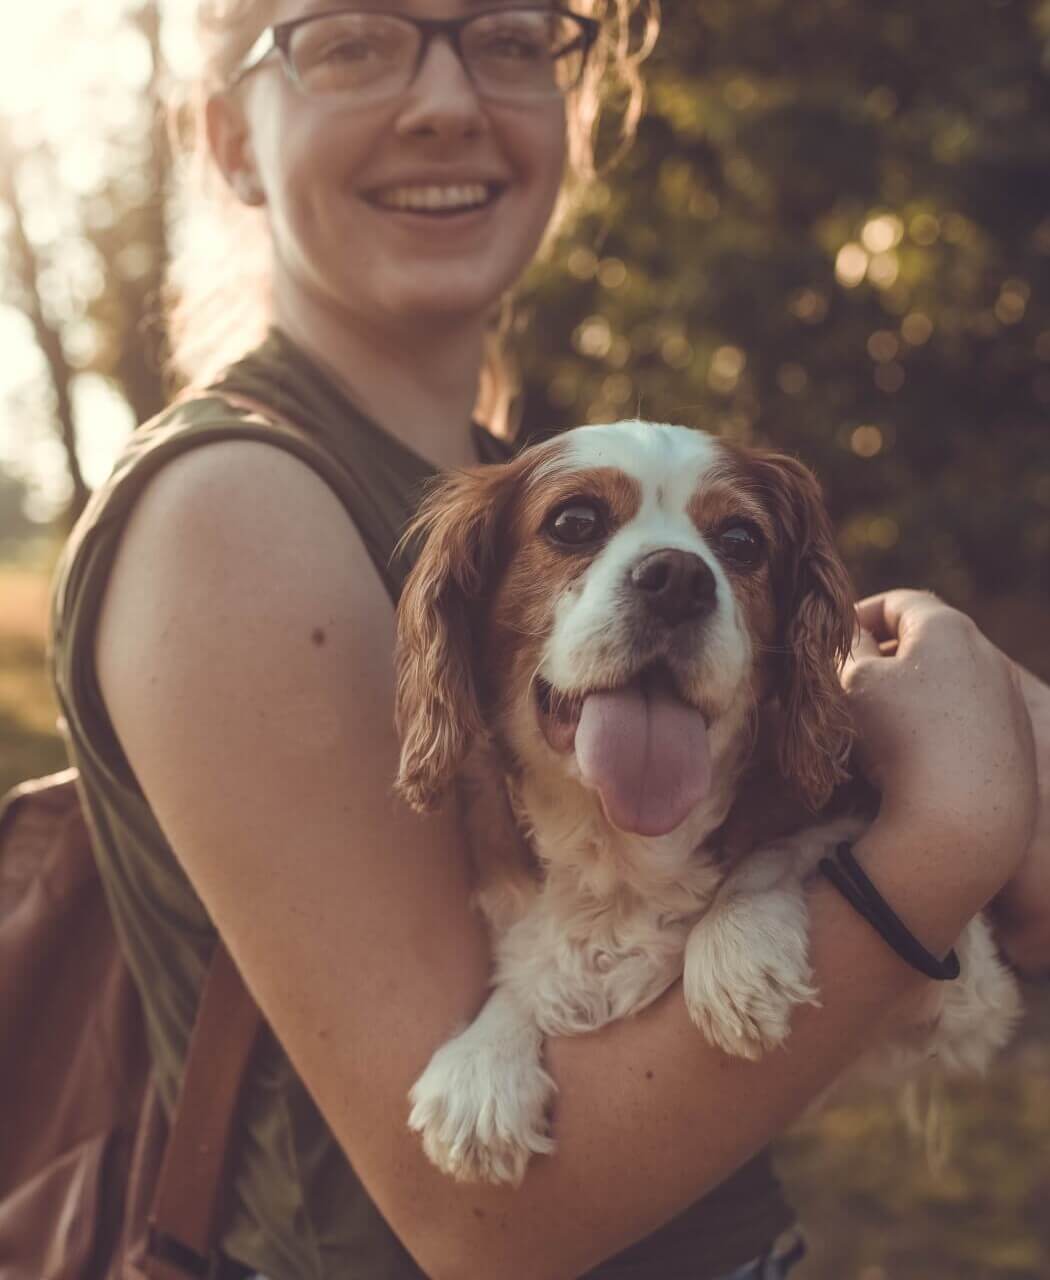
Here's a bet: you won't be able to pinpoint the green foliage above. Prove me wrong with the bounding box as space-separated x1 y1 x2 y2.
518 0 1050 656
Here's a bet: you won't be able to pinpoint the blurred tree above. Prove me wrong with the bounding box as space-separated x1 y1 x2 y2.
0 470 37 551
0 120 87 524
517 0 1050 670
0 0 170 528
88 1 171 431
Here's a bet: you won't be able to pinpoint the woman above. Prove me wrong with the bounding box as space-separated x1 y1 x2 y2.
48 2 1046 1277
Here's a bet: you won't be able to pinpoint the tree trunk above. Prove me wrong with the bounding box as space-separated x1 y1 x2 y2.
0 128 90 529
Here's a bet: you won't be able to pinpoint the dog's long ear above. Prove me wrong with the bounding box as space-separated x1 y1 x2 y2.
749 450 856 809
394 463 517 812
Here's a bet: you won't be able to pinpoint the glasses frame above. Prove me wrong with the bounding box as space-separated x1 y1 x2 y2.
229 6 601 101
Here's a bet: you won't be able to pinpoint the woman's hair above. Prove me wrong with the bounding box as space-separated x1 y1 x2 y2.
165 0 660 423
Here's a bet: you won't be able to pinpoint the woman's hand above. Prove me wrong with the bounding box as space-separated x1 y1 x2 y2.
842 590 1038 912
988 662 1050 979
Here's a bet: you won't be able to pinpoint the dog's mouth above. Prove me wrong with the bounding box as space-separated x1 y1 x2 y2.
534 678 585 753
533 663 714 837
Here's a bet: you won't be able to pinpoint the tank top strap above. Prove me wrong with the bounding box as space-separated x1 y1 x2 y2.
203 389 418 605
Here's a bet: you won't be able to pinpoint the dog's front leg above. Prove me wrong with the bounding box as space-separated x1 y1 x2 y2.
408 984 555 1185
683 841 821 1060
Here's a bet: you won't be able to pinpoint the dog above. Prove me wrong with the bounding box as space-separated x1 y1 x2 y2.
393 420 1021 1185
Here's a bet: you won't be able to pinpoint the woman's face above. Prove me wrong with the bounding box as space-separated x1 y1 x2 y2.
222 0 569 333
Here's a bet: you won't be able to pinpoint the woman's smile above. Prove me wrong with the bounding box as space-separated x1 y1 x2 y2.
364 179 507 215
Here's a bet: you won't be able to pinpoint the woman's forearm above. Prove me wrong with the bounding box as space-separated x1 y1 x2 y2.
991 662 1050 975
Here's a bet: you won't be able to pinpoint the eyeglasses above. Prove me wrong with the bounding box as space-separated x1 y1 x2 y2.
229 7 600 105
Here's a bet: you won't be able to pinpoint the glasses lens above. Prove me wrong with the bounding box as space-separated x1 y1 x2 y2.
464 11 589 99
289 14 418 96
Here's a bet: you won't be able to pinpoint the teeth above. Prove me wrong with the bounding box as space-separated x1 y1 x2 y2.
374 183 493 212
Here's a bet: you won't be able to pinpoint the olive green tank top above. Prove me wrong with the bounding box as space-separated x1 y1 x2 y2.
47 328 794 1279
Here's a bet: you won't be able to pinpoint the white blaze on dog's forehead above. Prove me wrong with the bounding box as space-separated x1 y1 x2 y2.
546 420 725 502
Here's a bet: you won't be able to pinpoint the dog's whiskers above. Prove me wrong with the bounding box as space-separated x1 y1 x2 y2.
507 621 550 641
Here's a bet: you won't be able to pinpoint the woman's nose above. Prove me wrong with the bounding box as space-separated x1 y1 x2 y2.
395 37 488 139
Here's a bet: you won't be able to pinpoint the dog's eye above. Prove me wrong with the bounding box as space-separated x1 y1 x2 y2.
546 501 605 546
717 520 765 567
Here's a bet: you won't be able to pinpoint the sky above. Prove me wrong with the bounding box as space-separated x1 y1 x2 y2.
0 1 196 522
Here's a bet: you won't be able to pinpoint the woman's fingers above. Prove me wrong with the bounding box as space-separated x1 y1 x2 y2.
840 622 880 681
840 589 1038 898
854 589 942 646
851 625 880 659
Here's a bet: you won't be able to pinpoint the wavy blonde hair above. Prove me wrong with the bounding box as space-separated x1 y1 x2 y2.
165 0 659 426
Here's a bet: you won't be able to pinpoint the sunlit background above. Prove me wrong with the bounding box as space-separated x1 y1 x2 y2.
1 3 1049 1278
0 1 196 518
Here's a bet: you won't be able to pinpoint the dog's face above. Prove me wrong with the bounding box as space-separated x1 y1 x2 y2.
395 421 855 837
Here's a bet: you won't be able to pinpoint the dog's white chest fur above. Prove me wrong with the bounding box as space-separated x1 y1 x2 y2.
487 773 731 1036
494 865 719 1037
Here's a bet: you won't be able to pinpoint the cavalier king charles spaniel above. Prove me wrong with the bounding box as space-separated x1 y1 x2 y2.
394 420 1020 1185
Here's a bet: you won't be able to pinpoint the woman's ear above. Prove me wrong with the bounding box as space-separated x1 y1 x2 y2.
749 451 857 809
205 91 266 207
394 463 518 812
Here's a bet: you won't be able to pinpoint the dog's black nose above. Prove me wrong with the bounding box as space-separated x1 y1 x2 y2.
631 549 716 626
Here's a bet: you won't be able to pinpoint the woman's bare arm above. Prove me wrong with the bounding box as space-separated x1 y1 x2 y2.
989 661 1050 976
95 445 1035 1280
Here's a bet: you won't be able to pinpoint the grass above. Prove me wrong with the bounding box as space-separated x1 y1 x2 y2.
778 1017 1050 1278
2 561 1048 1277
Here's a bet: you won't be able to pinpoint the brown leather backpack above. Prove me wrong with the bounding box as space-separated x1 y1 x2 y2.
0 769 263 1280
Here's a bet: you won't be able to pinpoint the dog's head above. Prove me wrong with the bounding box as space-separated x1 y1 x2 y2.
395 421 855 836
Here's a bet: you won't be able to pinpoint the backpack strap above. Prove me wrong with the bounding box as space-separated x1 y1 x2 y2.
145 940 261 1280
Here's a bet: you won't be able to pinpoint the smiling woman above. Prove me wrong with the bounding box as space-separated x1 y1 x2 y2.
167 0 656 410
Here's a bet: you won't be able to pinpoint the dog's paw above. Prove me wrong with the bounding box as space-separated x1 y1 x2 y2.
683 887 820 1060
408 1029 556 1185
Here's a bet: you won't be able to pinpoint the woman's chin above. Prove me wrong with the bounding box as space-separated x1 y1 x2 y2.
369 273 519 326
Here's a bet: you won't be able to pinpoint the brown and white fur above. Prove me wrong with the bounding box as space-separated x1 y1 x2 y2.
394 420 1021 1185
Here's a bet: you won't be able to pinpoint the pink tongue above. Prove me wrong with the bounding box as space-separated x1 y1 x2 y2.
575 671 712 837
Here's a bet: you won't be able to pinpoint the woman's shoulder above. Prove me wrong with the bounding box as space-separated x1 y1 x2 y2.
61 391 307 546
53 398 393 751
96 411 398 652
53 389 343 621
57 386 390 602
